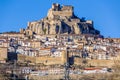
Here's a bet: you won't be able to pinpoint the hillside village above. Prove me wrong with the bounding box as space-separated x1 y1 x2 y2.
0 3 120 80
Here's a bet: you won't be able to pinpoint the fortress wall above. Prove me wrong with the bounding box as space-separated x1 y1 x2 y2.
36 57 63 65
18 51 67 65
18 54 65 65
18 54 36 63
52 11 73 17
0 47 7 62
74 57 115 67
88 60 114 67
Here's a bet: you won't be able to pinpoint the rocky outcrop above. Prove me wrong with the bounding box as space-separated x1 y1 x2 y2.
20 3 100 35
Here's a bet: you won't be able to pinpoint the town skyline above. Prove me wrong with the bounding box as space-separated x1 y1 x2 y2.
0 0 120 38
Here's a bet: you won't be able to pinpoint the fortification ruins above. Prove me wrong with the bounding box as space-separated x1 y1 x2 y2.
20 3 100 36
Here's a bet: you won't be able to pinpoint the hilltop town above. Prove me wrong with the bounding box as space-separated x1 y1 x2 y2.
0 3 120 80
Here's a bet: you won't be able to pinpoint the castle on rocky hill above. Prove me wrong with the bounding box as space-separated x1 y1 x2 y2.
20 3 100 36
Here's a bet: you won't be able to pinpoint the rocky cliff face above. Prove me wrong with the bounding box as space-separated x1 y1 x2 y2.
20 3 100 35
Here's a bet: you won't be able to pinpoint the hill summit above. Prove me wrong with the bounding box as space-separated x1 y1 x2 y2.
20 3 100 35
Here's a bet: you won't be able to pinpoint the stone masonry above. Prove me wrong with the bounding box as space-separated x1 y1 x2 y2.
20 3 100 36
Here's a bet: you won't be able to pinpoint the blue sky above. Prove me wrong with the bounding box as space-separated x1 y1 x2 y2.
0 0 120 38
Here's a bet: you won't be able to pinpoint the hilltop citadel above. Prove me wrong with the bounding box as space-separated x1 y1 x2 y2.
20 3 99 37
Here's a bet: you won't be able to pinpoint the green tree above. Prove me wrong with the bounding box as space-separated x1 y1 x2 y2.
43 28 47 34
